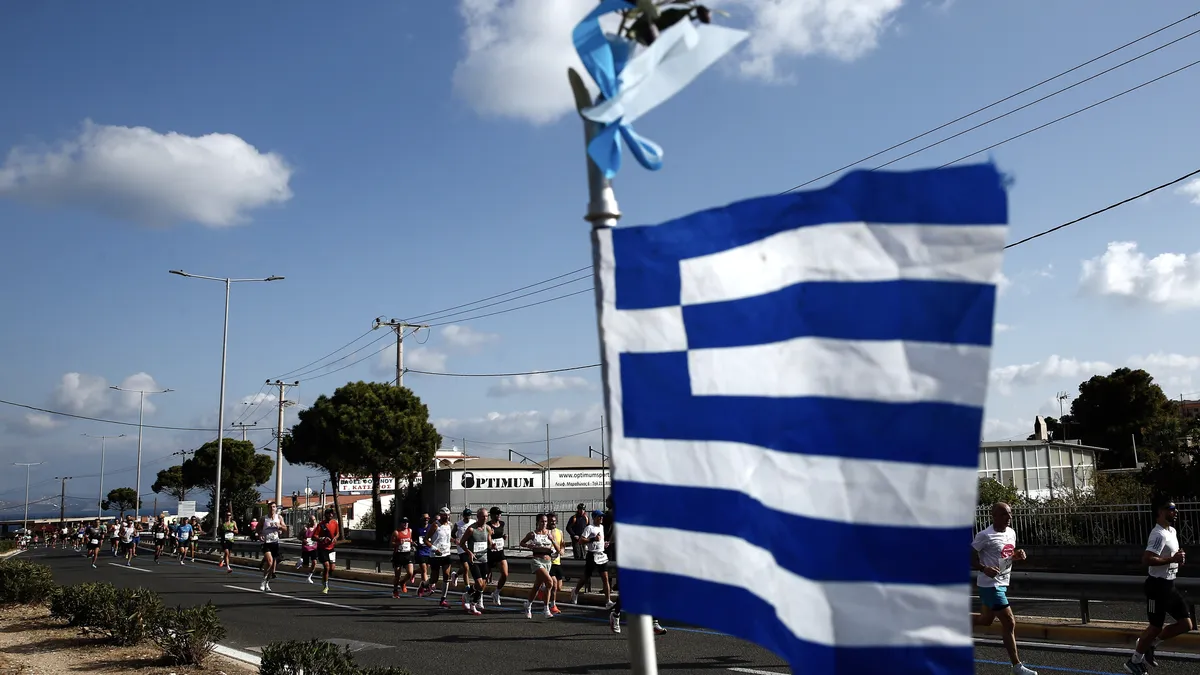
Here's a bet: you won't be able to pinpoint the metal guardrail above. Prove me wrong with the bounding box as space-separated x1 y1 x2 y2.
998 571 1200 625
975 502 1200 547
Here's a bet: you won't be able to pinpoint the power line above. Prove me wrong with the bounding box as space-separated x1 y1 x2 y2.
401 265 592 322
407 363 599 378
442 426 604 448
425 287 595 328
0 398 273 432
296 339 395 383
411 273 592 326
285 331 394 380
270 328 378 381
779 9 1200 194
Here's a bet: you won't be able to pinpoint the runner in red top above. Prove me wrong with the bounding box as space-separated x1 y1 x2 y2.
391 517 416 598
317 509 340 595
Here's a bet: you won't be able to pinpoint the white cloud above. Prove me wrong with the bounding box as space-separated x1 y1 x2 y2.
52 371 164 418
442 324 499 350
1128 352 1200 371
452 0 904 124
737 0 904 81
989 356 1113 395
1080 241 1200 309
995 272 1011 296
0 120 292 227
1179 177 1200 205
377 346 449 377
241 392 278 406
983 417 1029 442
434 403 603 454
487 372 592 397
4 412 63 435
994 323 1012 333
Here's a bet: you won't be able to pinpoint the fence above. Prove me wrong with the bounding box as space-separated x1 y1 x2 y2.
975 501 1200 546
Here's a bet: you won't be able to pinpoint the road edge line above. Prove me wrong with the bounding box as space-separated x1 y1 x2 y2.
212 643 262 667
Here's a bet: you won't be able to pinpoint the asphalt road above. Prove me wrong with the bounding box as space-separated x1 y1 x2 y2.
18 547 1199 675
971 594 1146 623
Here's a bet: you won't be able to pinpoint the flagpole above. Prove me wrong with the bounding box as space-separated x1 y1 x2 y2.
570 67 659 675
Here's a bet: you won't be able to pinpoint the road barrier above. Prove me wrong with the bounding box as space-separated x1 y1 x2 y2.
998 571 1199 625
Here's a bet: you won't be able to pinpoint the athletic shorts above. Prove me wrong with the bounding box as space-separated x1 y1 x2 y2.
429 554 451 570
154 537 166 548
119 542 134 554
1145 576 1189 628
301 548 315 565
317 548 336 565
262 542 280 558
978 585 1009 610
392 551 414 568
222 540 234 551
86 542 99 551
585 552 609 575
468 560 490 581
550 565 562 579
487 549 507 565
416 551 431 566
531 558 552 574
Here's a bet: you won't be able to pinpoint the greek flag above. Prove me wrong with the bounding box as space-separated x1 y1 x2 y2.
597 165 1008 675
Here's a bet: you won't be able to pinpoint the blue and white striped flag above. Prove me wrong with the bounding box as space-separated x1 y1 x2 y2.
596 164 1008 675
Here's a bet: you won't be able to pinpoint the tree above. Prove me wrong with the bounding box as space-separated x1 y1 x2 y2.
978 477 1023 507
1069 368 1174 469
181 438 273 526
102 487 141 518
285 381 441 543
150 465 195 503
1137 415 1200 499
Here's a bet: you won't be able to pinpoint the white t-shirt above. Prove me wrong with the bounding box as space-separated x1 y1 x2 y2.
583 524 605 553
262 515 284 543
120 524 135 544
454 519 470 553
429 523 453 556
1146 524 1180 580
971 525 1017 588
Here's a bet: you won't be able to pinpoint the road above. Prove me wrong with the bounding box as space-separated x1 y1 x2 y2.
17 547 1200 675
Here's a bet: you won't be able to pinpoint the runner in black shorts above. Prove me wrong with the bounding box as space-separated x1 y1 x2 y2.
486 507 509 606
413 514 432 595
458 508 491 616
1126 499 1191 673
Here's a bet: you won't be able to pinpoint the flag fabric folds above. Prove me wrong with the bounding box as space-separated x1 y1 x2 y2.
596 164 1008 675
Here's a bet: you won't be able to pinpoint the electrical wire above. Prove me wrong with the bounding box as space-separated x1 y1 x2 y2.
779 9 1200 194
443 426 604 448
270 328 378 380
406 363 599 377
401 265 593 323
285 331 394 380
295 339 395 383
424 287 595 328
411 274 593 326
0 398 273 432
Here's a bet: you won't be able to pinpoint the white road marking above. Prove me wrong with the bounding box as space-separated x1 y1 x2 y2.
212 643 262 666
108 563 152 572
727 668 789 675
975 637 1200 661
223 585 365 612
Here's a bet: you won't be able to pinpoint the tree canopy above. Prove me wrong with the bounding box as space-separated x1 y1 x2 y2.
102 487 140 517
1069 368 1173 468
181 438 273 520
285 381 441 541
150 465 195 503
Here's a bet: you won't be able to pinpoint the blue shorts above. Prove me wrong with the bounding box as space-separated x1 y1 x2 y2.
978 585 1010 609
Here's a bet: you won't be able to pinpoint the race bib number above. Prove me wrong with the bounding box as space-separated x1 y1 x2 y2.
592 552 609 566
305 538 315 547
156 533 165 540
178 534 189 542
472 541 487 554
327 552 336 563
224 532 234 540
89 539 99 545
265 533 279 543
400 541 411 552
491 538 504 551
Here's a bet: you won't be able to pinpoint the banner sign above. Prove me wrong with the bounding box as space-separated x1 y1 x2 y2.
338 475 395 494
177 501 196 518
451 470 542 491
549 469 610 489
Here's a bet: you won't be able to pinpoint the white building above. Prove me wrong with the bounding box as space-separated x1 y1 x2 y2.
978 440 1104 500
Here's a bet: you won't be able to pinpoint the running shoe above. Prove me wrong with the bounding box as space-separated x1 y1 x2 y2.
322 585 329 595
1144 645 1158 668
550 604 561 615
471 604 483 616
401 584 408 594
653 620 667 635
1125 660 1147 674
542 604 552 618
609 612 620 634
605 600 616 610
260 580 267 592
524 601 533 619
393 590 400 599
439 599 450 609
1012 664 1037 675
570 589 579 605
491 590 501 606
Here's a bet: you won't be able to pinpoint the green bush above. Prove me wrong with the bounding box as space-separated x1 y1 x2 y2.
0 540 15 554
108 587 163 645
259 640 411 675
151 602 225 666
0 559 55 604
50 582 119 627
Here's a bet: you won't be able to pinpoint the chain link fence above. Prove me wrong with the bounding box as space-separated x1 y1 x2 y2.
975 501 1200 546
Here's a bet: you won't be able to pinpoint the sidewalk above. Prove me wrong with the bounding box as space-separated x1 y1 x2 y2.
974 612 1200 652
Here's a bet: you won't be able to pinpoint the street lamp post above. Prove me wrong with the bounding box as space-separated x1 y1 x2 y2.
109 385 173 521
13 462 42 535
169 269 284 538
83 434 126 518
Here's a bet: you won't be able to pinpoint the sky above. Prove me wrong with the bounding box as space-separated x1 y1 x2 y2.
2 1 1200 515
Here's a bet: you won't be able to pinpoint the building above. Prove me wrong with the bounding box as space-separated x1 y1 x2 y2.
1181 399 1200 420
420 455 610 518
978 439 1105 500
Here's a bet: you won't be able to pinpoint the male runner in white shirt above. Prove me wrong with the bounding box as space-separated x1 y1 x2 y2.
1125 499 1191 674
971 502 1036 675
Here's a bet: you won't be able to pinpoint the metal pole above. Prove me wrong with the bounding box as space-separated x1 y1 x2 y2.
396 326 403 388
546 424 552 512
58 476 70 526
601 414 607 504
14 463 41 535
215 278 231 538
569 67 657 674
135 391 144 520
99 439 106 518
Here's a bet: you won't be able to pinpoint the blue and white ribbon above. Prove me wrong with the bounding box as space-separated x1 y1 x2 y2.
572 0 749 179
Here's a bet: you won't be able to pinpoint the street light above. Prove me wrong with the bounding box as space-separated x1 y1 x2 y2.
169 269 284 538
110 385 173 520
84 434 127 518
13 462 43 534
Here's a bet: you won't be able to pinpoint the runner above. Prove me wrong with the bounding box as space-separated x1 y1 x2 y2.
546 512 565 615
152 516 169 564
458 508 492 616
486 507 509 606
109 519 120 557
297 515 319 583
219 512 239 573
604 501 666 635
175 517 193 564
451 508 472 589
571 510 614 608
316 509 340 594
259 502 288 592
519 513 556 619
1125 499 1192 674
972 502 1036 675
426 507 455 608
85 519 102 568
130 519 141 558
120 516 136 566
187 516 201 560
567 504 588 560
391 516 416 598
413 513 433 595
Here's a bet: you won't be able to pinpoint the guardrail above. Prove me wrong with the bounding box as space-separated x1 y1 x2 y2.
1001 571 1200 625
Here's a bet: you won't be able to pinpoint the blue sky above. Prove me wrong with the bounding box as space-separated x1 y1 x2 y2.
2 1 1200 512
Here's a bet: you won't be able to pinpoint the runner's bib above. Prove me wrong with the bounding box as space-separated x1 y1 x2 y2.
592 552 609 566
327 551 337 563
472 541 487 554
305 538 315 547
178 534 189 542
156 533 165 540
400 541 411 552
89 539 99 545
224 532 234 540
491 538 504 551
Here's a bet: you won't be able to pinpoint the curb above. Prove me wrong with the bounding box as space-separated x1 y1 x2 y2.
212 643 262 668
972 613 1200 652
156 545 618 608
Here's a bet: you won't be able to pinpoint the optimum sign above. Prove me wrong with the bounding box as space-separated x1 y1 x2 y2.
452 470 542 491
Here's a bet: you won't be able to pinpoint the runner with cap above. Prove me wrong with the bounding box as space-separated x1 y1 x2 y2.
152 515 170 565
486 506 509 606
572 510 614 608
391 516 416 598
218 512 238 573
451 508 472 591
413 513 433 596
426 507 455 608
316 509 340 594
1125 498 1192 674
85 518 102 568
459 508 492 616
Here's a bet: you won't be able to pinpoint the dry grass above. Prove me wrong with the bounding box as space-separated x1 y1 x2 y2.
0 604 256 675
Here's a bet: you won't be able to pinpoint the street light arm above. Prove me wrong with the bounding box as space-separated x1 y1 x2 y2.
169 270 283 283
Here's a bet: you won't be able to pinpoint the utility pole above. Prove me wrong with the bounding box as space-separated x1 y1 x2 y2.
266 380 298 506
372 317 428 388
14 462 42 535
84 433 126 518
110 385 174 521
55 476 73 527
231 421 256 441
1056 392 1070 441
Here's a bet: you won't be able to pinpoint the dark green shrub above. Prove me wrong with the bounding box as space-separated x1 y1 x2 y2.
0 559 55 604
358 667 413 675
107 587 163 645
50 582 119 627
151 602 225 666
259 640 357 675
0 540 15 554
